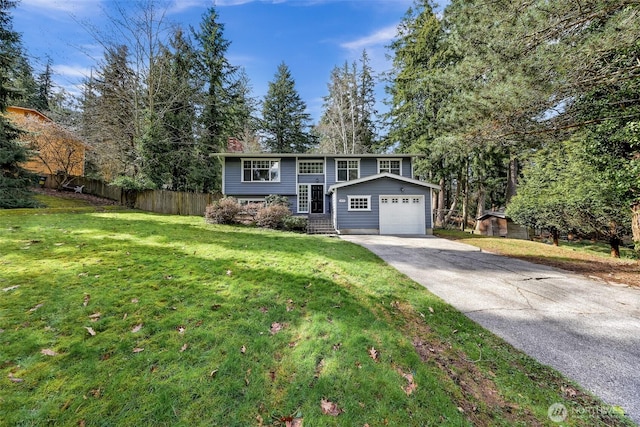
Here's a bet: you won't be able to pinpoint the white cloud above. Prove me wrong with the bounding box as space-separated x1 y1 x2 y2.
340 24 397 51
53 64 92 80
19 0 98 14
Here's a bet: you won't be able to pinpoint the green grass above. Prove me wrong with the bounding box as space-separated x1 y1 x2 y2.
436 229 638 260
0 211 634 426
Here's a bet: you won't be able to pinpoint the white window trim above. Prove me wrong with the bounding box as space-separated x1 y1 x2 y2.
298 159 324 175
377 158 402 175
347 195 371 212
241 158 281 183
335 158 360 182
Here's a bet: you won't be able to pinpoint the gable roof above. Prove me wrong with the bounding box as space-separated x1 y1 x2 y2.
328 172 440 193
216 152 417 158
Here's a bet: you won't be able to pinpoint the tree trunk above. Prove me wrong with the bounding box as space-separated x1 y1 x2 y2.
610 236 621 258
632 202 640 253
551 228 560 246
506 155 518 203
436 176 445 227
476 181 486 220
461 163 469 232
444 174 461 226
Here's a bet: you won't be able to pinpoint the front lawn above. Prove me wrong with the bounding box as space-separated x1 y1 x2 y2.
0 211 633 426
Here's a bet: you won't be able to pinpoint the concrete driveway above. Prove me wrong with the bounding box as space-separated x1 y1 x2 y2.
340 234 640 424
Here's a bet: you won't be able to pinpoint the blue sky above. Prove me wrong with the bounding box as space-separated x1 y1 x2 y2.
12 0 442 122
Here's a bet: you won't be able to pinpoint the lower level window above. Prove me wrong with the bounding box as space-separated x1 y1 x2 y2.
348 195 371 211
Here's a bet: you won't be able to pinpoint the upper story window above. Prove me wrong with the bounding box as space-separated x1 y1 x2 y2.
298 160 324 174
336 159 359 182
378 159 401 175
242 159 280 182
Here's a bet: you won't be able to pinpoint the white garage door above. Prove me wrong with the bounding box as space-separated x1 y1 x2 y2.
379 195 426 235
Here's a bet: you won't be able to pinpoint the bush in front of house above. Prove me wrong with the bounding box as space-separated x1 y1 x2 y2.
265 194 290 207
283 215 308 232
256 204 291 229
205 197 242 224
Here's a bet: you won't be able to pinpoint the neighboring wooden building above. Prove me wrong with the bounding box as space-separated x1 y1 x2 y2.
5 106 87 180
475 211 530 240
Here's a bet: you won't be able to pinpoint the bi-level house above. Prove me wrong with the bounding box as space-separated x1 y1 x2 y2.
219 153 440 235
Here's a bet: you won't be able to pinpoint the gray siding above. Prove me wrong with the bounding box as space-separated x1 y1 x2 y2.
334 177 433 232
298 174 324 184
224 157 297 196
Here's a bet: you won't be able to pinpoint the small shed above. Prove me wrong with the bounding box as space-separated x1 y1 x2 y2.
475 211 529 240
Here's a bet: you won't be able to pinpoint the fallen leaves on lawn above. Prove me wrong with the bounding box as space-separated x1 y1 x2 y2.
368 347 379 362
88 312 101 321
131 298 139 304
8 372 24 383
41 348 58 356
320 399 343 416
286 299 295 312
241 345 246 354
270 322 285 335
244 368 251 386
428 306 434 314
84 327 96 336
83 294 90 307
398 368 417 395
180 343 188 352
28 303 44 312
226 270 232 276
131 323 143 333
132 347 144 353
177 326 186 334
2 285 19 292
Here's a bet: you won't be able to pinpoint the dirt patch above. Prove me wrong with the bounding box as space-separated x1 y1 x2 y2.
33 187 119 207
387 301 541 426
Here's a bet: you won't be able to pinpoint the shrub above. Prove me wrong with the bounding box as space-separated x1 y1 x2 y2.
283 215 308 232
256 204 291 229
205 197 242 224
265 194 290 207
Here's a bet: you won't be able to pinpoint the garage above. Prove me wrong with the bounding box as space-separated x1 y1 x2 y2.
379 195 426 235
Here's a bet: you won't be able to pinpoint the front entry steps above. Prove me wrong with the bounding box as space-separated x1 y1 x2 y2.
307 214 336 235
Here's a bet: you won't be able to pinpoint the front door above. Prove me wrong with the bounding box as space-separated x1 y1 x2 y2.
311 185 324 214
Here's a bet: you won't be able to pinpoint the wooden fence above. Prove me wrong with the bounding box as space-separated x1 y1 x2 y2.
42 175 220 216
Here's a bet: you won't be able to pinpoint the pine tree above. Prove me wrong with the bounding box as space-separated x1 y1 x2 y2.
261 62 313 153
0 0 37 208
193 7 242 192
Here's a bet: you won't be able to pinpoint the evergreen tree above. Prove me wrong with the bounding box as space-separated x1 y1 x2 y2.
0 0 37 208
193 7 243 192
34 57 54 112
82 45 138 181
140 27 199 191
261 62 313 153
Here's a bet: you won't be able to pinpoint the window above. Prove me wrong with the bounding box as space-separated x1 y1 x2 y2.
378 159 401 175
336 159 359 181
402 198 410 204
298 185 309 213
412 198 421 204
237 198 265 206
298 160 324 174
242 159 280 182
348 196 371 211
